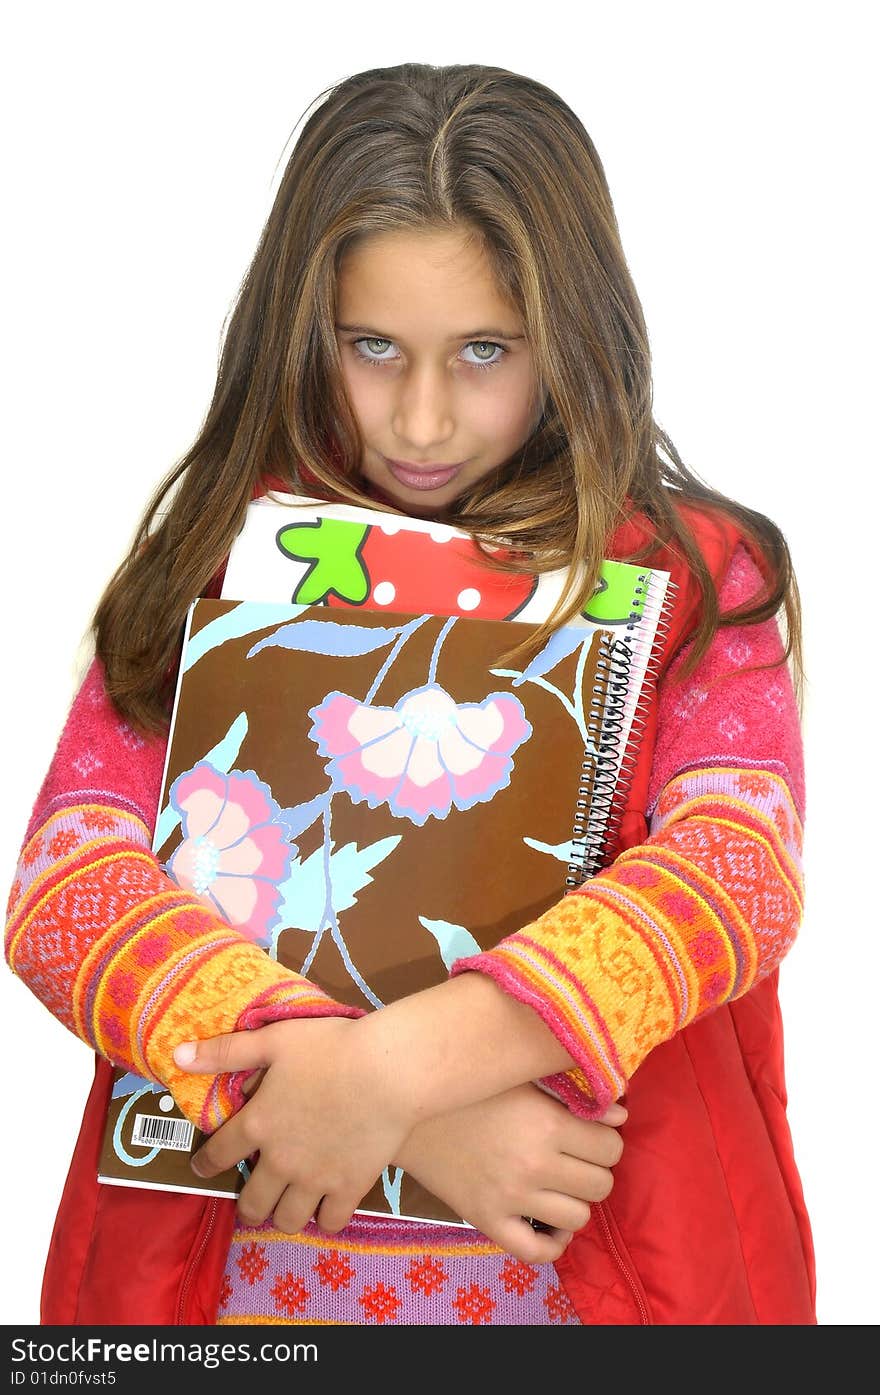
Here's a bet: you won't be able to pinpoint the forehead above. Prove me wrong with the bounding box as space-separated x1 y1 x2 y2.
336 227 518 327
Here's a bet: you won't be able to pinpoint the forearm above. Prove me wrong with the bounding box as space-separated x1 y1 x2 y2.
372 778 798 1126
449 759 803 1115
4 657 363 1132
447 545 806 1120
356 968 576 1122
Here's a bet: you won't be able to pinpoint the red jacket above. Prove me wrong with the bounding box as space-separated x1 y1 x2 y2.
39 499 816 1325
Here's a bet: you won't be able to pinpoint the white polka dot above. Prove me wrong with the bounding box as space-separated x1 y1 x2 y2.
457 588 481 611
159 1095 175 1113
373 581 396 605
379 521 404 535
428 524 457 543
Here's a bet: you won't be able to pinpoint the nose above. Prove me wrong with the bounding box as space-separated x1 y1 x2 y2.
391 361 455 452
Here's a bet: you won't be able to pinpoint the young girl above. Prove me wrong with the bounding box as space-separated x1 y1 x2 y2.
4 61 815 1326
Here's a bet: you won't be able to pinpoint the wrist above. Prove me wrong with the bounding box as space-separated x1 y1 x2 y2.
354 970 574 1122
391 1119 426 1175
349 1007 429 1133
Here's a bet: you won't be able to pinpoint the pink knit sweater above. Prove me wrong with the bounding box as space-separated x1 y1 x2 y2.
5 543 805 1324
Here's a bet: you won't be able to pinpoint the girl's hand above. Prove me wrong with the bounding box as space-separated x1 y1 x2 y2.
172 1017 416 1235
395 1085 626 1264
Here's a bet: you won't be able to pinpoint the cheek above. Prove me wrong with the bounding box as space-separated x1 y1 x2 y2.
340 364 380 430
483 373 541 441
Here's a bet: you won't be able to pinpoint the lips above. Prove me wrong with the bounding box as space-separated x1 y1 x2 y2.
383 458 465 491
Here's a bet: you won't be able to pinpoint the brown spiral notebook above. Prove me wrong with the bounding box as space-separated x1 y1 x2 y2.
98 504 673 1224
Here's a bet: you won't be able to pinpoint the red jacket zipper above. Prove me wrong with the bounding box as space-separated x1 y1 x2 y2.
594 1202 650 1325
176 1198 219 1325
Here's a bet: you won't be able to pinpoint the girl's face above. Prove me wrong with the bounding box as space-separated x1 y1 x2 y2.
334 226 545 520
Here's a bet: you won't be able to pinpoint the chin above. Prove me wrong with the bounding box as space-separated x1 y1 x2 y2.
362 479 454 524
390 494 441 518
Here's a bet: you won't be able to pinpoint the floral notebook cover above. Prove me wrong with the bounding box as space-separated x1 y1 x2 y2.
98 502 672 1224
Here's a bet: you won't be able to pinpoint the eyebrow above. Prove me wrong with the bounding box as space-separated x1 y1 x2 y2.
335 322 526 342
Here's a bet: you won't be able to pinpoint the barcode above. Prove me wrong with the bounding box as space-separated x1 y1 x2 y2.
131 1113 195 1152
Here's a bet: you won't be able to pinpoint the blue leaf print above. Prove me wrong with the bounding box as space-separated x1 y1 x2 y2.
523 835 578 864
511 627 592 685
418 916 482 971
277 793 327 842
183 602 305 672
272 836 402 935
112 1071 163 1100
203 712 250 774
247 619 402 659
381 1166 405 1216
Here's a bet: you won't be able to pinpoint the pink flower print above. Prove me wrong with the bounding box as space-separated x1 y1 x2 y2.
690 928 722 967
309 683 531 826
703 971 729 1004
98 1014 127 1052
658 888 700 924
616 862 662 891
134 933 172 967
107 968 139 1010
165 762 294 945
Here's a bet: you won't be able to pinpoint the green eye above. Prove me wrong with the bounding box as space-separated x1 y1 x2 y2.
463 341 506 370
352 338 396 366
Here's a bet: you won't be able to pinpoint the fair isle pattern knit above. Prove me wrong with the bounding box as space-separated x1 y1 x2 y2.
213 543 806 1326
4 661 363 1132
457 763 803 1114
218 1220 578 1325
451 544 805 1118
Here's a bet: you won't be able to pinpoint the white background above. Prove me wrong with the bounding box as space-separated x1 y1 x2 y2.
2 1 877 1326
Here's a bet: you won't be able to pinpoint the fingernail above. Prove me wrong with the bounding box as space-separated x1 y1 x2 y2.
173 1042 197 1067
190 1155 206 1177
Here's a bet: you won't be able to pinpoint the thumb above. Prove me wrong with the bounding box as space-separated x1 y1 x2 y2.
172 1028 270 1074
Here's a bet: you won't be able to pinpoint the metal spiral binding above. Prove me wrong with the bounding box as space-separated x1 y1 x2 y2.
566 572 680 887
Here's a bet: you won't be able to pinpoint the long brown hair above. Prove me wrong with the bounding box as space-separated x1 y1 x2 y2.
93 61 803 732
